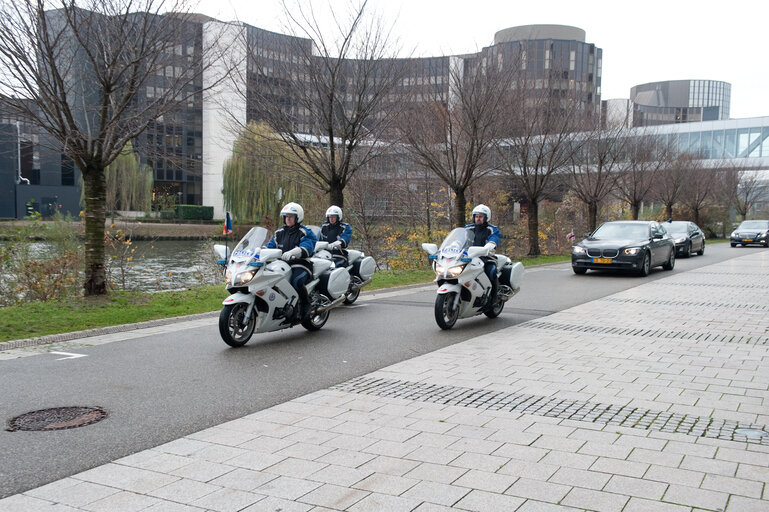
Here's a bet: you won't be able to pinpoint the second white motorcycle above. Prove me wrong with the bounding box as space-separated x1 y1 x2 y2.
422 228 524 330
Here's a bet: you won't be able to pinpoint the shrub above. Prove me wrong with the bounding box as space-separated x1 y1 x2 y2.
176 205 214 220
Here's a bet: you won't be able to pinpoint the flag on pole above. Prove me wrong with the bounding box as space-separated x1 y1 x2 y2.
223 211 233 235
566 230 575 242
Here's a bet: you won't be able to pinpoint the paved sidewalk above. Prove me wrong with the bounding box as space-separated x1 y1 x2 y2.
2 252 768 511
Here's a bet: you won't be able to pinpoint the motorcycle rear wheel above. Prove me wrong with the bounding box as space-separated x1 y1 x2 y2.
435 293 459 330
219 303 255 347
484 297 504 318
343 277 362 305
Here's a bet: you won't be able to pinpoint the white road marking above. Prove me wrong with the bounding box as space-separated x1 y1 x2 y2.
50 351 87 360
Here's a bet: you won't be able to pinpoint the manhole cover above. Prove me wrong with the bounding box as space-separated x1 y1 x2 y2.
7 407 107 432
735 428 769 438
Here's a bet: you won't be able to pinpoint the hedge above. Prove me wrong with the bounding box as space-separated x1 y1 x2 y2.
175 205 214 220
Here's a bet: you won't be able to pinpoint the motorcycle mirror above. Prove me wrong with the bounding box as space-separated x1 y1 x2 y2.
466 246 485 259
213 244 229 260
422 243 438 255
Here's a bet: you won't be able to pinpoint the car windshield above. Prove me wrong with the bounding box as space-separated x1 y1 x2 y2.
591 223 649 240
738 220 769 230
666 222 689 234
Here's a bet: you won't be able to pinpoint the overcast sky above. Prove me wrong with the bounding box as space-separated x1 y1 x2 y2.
195 0 765 119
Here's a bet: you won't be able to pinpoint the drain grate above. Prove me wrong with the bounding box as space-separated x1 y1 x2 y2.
518 320 769 345
7 406 108 432
651 281 768 289
334 377 769 445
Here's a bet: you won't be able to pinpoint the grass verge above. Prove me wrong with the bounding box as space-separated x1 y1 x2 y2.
0 256 572 343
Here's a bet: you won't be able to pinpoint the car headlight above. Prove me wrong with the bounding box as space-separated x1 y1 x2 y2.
730 231 737 237
572 246 586 255
623 247 641 255
674 238 685 244
233 270 256 286
435 263 465 278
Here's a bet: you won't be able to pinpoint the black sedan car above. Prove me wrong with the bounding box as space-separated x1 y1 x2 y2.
572 220 675 277
730 220 769 247
665 220 705 257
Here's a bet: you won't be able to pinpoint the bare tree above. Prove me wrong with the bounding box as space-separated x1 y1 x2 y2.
240 0 404 207
567 116 627 231
497 69 585 256
655 151 696 220
615 129 675 219
397 55 513 226
679 158 717 226
735 168 766 221
0 0 233 295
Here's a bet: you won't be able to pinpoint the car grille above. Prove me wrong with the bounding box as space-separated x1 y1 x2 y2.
587 249 619 258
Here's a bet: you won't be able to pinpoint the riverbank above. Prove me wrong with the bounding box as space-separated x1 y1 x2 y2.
0 219 250 241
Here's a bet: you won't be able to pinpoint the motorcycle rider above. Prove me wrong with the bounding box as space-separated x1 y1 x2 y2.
465 204 501 309
320 205 352 267
266 202 317 320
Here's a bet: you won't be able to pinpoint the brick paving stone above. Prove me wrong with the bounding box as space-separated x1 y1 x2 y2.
622 497 692 512
404 463 468 484
578 441 633 459
241 496 311 511
190 487 262 512
264 457 328 479
169 460 233 482
590 457 649 478
449 452 511 472
255 475 322 500
208 469 277 491
504 477 571 503
352 472 419 496
701 474 764 498
643 465 704 488
725 495 769 512
452 489 525 511
358 455 421 476
548 467 611 490
26 480 117 508
315 448 376 468
401 481 471 507
297 483 369 510
679 455 738 477
492 443 549 462
237 435 295 454
603 475 667 500
627 447 684 467
73 464 180 494
81 490 162 512
736 463 769 483
539 451 597 470
516 500 585 511
147 478 220 503
663 484 729 510
452 469 517 493
346 492 422 512
307 465 373 488
561 487 629 512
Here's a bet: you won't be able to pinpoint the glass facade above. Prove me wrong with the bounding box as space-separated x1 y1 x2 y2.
630 80 731 127
651 118 769 160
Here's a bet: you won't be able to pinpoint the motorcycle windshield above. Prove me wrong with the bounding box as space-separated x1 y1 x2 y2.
306 225 321 239
438 228 472 262
231 227 271 262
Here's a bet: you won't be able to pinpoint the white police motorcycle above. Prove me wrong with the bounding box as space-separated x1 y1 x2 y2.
422 228 524 330
307 226 376 304
214 227 350 347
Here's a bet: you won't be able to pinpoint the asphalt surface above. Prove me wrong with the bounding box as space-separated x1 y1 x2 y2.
0 242 751 498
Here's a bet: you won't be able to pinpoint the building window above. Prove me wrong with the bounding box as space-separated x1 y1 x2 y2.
61 155 74 186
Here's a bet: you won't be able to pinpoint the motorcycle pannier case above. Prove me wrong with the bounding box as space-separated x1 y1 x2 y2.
353 256 376 280
502 261 524 291
320 267 351 299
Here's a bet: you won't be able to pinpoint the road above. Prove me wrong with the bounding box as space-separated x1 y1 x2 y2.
0 243 755 498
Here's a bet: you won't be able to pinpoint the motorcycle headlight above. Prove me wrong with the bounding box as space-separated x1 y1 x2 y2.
224 268 232 282
233 269 256 286
623 247 641 255
435 263 465 278
572 246 586 255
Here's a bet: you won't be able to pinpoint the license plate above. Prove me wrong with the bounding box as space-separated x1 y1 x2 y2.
743 238 753 242
592 258 612 264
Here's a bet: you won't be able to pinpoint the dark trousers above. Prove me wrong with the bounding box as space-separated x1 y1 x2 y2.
484 259 498 303
291 268 310 313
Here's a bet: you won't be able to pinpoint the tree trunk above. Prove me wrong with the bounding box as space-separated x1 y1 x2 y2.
693 208 700 227
329 183 344 208
587 201 598 232
527 200 540 256
631 201 640 220
454 188 467 227
665 203 673 220
83 165 107 296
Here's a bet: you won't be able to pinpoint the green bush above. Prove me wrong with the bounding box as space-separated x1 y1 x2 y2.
159 210 175 220
176 205 214 220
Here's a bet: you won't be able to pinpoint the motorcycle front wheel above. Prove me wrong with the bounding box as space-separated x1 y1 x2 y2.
219 303 256 347
302 292 330 331
435 293 459 330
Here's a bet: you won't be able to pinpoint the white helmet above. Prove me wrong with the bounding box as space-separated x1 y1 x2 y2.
472 204 491 223
280 202 304 224
325 205 343 221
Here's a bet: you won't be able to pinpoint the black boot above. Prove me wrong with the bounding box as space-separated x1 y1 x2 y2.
298 286 311 320
485 275 499 311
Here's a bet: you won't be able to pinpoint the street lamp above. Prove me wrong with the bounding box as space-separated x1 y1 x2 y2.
15 121 30 186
